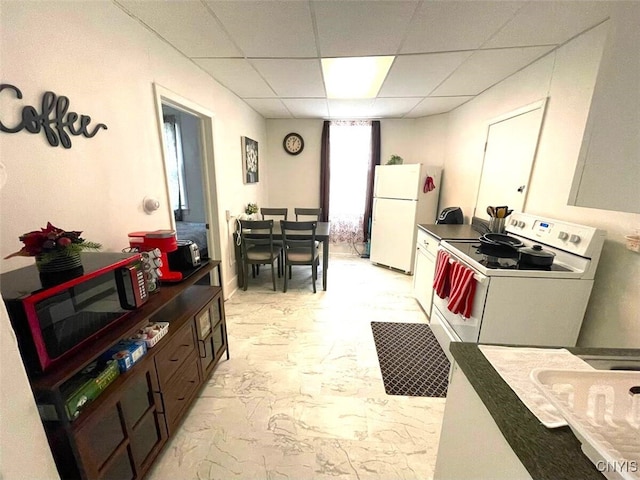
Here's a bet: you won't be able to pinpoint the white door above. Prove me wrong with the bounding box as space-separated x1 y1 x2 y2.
370 198 417 272
475 100 547 219
374 164 421 200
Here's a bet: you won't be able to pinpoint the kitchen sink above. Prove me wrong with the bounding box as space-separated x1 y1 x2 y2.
577 354 640 371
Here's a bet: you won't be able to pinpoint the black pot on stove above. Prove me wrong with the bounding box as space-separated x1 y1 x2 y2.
517 244 555 267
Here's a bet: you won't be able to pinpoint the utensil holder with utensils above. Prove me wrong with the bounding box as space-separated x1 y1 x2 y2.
487 205 512 233
489 216 506 233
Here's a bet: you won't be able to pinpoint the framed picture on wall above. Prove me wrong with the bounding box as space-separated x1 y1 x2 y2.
241 136 259 184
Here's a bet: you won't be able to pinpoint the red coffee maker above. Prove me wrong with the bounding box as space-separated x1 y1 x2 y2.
128 230 183 283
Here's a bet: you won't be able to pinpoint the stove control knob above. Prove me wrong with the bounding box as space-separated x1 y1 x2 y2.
569 234 581 244
558 231 569 241
510 219 518 226
517 221 526 228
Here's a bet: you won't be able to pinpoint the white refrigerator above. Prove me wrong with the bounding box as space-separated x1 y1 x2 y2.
370 164 442 273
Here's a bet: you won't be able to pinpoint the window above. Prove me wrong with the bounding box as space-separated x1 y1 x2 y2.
328 121 372 243
162 115 188 214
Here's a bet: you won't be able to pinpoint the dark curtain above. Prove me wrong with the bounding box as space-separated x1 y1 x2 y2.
363 120 380 240
319 120 330 222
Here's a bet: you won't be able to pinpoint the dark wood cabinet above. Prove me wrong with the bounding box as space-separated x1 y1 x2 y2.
26 261 228 480
72 358 166 480
195 294 228 378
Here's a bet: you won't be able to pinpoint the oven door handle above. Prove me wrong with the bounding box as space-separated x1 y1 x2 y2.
445 257 488 285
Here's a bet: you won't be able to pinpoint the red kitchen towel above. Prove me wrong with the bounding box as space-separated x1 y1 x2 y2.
447 261 477 319
433 250 451 298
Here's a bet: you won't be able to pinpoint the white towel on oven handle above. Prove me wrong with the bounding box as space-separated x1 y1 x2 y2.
447 261 476 319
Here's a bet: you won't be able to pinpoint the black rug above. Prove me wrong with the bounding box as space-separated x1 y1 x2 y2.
371 322 450 397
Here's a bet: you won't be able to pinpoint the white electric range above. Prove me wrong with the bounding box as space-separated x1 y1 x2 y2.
430 212 606 361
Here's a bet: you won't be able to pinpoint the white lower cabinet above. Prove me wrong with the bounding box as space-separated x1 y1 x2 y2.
434 363 533 480
413 229 439 318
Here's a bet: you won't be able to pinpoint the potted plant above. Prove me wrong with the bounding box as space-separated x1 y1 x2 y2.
245 203 259 219
386 154 404 165
5 222 101 273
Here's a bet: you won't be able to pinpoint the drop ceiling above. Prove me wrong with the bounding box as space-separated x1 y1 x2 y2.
115 0 613 119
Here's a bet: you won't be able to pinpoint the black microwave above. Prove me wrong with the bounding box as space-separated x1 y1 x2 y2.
1 252 148 376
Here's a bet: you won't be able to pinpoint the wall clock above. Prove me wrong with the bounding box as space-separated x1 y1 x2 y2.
283 132 304 155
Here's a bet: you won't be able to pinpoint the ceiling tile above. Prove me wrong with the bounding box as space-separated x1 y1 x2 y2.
281 99 329 118
243 98 292 118
327 99 375 119
431 45 554 96
314 1 418 57
406 96 474 118
194 59 275 97
370 98 424 118
251 59 325 97
118 0 241 57
205 1 317 57
379 52 473 97
401 1 525 54
483 1 612 48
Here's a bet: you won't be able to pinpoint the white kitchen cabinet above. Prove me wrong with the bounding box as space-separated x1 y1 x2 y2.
413 228 439 318
434 363 533 480
568 5 640 213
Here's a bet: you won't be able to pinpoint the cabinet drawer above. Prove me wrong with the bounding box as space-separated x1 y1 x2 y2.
155 322 197 387
163 353 201 432
417 229 439 257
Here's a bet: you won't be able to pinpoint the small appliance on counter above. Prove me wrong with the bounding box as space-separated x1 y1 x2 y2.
0 252 148 375
128 230 183 283
167 239 201 272
436 207 463 224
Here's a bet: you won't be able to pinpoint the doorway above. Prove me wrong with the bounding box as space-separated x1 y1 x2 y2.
153 84 220 273
475 99 547 219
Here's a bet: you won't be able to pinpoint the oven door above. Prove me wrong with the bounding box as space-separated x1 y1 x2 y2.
431 248 489 346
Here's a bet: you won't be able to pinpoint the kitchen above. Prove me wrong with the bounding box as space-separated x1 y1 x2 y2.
1 1 639 479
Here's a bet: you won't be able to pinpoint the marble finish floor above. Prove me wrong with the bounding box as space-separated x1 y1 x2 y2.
147 253 446 480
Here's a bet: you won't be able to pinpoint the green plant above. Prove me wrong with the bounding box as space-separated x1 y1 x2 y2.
245 203 258 215
386 154 404 165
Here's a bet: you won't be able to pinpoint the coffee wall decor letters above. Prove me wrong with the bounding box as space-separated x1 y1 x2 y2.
0 84 108 149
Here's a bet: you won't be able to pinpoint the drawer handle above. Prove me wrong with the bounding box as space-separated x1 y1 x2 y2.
177 381 197 401
169 358 180 362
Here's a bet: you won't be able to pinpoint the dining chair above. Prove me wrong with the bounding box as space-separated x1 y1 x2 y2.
280 220 320 293
260 208 288 275
260 207 288 221
294 207 322 221
239 220 282 291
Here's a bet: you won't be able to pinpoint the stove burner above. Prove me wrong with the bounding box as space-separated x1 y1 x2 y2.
444 241 573 272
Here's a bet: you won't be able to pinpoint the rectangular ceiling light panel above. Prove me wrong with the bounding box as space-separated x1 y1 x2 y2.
322 56 394 99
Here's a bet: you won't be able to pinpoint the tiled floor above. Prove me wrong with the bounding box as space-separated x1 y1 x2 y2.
147 253 446 480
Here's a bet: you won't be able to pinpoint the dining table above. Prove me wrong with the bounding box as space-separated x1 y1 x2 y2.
233 221 330 291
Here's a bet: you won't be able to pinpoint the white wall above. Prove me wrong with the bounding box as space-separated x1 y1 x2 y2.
0 1 267 294
265 120 324 214
264 118 448 216
0 2 269 477
436 19 640 348
0 303 60 480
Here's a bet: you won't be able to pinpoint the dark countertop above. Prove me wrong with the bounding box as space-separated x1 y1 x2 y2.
417 223 484 241
450 342 640 480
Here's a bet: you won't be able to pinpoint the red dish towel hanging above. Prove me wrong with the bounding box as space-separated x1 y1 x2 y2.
433 250 451 298
447 262 477 319
423 175 436 193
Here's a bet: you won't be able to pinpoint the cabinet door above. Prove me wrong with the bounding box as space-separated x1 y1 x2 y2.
72 361 167 480
413 246 436 318
195 295 226 378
